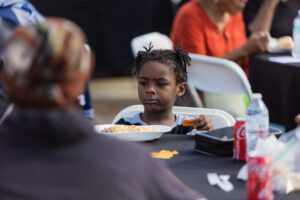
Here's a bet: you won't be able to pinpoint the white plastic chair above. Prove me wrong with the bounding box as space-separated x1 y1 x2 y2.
112 104 235 129
130 32 173 57
187 53 253 117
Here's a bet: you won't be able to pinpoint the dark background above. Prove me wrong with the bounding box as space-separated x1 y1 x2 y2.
31 0 187 77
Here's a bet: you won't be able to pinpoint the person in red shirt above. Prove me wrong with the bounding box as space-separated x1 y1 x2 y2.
171 0 269 73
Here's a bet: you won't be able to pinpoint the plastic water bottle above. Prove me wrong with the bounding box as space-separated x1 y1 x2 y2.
292 10 300 58
245 93 269 156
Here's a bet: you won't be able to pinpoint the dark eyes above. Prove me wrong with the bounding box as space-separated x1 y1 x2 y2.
139 81 147 86
138 81 168 88
157 82 168 87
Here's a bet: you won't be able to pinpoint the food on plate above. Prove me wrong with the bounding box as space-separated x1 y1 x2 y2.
102 125 159 133
151 150 178 159
277 36 293 49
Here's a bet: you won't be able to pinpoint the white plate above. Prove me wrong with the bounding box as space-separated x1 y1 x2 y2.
268 47 291 53
94 124 171 141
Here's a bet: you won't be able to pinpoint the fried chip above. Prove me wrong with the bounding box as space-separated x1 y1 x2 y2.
182 119 198 127
151 150 179 159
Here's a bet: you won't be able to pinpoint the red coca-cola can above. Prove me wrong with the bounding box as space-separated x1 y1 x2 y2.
233 117 246 161
247 154 273 200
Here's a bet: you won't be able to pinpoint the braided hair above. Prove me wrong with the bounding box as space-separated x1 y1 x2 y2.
133 43 191 84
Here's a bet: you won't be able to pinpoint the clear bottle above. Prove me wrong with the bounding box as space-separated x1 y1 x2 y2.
245 93 269 156
292 10 300 58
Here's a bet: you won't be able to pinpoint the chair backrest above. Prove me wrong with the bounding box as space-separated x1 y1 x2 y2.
130 32 173 56
112 104 235 129
187 53 253 117
188 53 252 96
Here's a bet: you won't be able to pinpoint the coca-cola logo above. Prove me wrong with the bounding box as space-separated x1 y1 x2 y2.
248 159 272 178
237 125 245 140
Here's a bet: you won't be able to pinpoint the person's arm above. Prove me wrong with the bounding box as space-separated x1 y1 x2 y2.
248 0 280 34
223 31 269 62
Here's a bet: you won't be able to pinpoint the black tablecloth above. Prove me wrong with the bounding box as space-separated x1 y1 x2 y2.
143 135 300 200
249 54 300 131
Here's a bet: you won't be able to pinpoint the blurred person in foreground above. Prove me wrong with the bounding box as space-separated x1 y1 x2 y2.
296 115 300 126
171 0 269 75
0 18 205 200
0 0 94 119
243 0 300 38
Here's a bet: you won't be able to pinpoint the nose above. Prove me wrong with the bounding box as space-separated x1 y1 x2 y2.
145 84 156 94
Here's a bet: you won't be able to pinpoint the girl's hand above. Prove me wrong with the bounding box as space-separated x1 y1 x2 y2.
194 115 213 131
182 115 213 131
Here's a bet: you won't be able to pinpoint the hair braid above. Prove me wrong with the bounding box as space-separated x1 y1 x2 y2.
133 43 191 84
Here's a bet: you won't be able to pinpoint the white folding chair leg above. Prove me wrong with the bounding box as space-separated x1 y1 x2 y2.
187 83 203 108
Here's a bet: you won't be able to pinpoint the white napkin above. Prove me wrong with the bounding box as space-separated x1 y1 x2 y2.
207 173 234 192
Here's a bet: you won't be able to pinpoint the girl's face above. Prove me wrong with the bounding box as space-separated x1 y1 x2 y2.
217 0 247 15
137 61 186 113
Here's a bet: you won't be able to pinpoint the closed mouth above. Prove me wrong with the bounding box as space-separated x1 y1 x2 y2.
144 99 159 104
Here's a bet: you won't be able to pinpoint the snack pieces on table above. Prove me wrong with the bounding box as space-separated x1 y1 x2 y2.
151 150 179 159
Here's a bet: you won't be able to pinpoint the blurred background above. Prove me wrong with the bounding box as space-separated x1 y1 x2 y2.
31 0 187 77
30 0 188 123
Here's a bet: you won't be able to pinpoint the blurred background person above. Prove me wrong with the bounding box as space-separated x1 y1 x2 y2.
171 0 269 75
0 0 95 119
243 0 300 38
0 17 205 200
0 0 43 118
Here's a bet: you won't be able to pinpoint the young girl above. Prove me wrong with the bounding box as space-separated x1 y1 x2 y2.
115 45 213 134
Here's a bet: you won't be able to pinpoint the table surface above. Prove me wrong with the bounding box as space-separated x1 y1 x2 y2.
143 134 300 200
249 53 300 131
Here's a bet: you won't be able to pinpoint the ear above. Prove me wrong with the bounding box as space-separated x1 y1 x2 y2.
176 82 186 97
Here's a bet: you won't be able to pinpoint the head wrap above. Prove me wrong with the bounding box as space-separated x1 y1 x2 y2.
0 17 93 109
